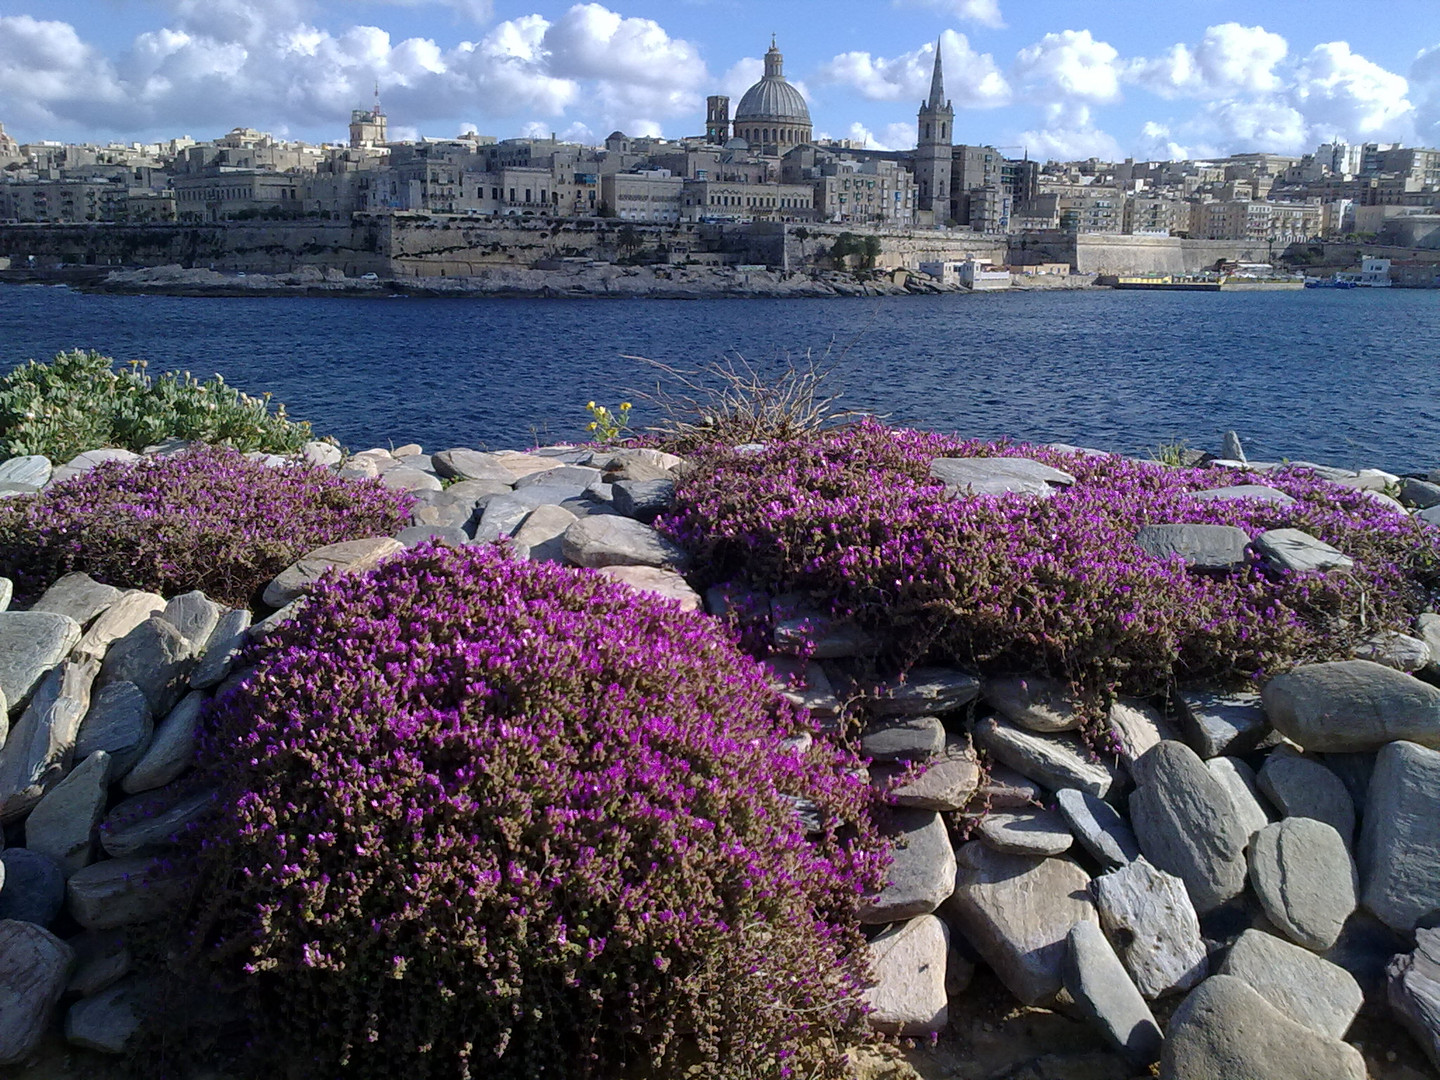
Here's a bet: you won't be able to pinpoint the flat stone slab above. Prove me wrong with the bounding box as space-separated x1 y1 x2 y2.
972 716 1117 797
122 691 205 794
945 843 1095 1007
1257 748 1355 847
73 591 165 663
762 657 840 719
1134 523 1252 571
0 611 82 714
595 566 701 612
65 977 144 1053
1161 975 1365 1080
1253 528 1353 573
0 849 65 927
1107 698 1177 763
1262 659 1440 751
861 716 946 764
973 763 1044 809
97 616 195 718
66 929 130 997
859 809 956 924
1388 926 1440 1073
432 448 551 483
66 857 189 931
50 449 140 485
561 516 690 570
0 659 100 824
1177 688 1268 758
1190 483 1297 505
1056 787 1140 868
509 504 578 563
862 914 949 1036
378 467 442 493
1222 928 1362 1039
30 573 120 628
1360 740 1440 933
189 608 251 690
263 537 405 608
874 735 980 812
1063 918 1162 1066
1355 631 1431 672
610 478 675 523
1205 756 1271 842
79 681 154 783
0 455 51 487
1129 741 1249 914
978 808 1072 855
161 591 222 654
982 675 1080 732
0 920 74 1066
25 750 111 875
1249 818 1356 951
929 456 1075 498
395 524 468 548
100 783 215 858
871 667 980 717
1094 856 1208 999
770 605 875 659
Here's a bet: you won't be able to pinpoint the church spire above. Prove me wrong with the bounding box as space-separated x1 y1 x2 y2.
927 37 946 109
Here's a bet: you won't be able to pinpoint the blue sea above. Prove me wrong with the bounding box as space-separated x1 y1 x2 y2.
0 284 1436 474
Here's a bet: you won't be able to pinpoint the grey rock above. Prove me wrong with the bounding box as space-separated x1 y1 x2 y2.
1401 477 1440 509
1326 909 1411 1007
0 481 38 498
409 490 480 530
65 978 143 1053
0 455 52 487
0 920 74 1066
871 667 981 717
972 716 1118 797
974 763 1044 809
161 591 222 653
1257 748 1355 847
248 600 304 641
1360 740 1440 933
1263 659 1440 751
1419 612 1440 678
1177 688 1268 758
1191 484 1297 505
72 591 164 662
1355 631 1431 672
860 716 945 763
610 478 675 523
472 493 545 542
874 735 980 811
1221 928 1362 1038
49 448 140 485
862 914 949 1036
1221 431 1246 463
771 603 876 659
1107 698 1178 764
122 691 204 793
96 616 193 717
1129 741 1248 913
595 566 702 611
930 456 1075 498
978 808 1073 856
379 466 442 493
1248 818 1356 951
30 573 119 627
0 576 10 611
561 515 690 570
762 657 841 720
301 440 342 469
66 929 130 997
1161 975 1365 1080
100 782 214 858
1253 527 1354 574
1320 750 1376 811
982 674 1080 732
263 537 405 608
510 504 579 563
1205 756 1271 842
0 849 65 927
74 681 152 777
0 611 82 714
395 524 468 548
1056 787 1140 868
213 665 255 700
943 842 1095 1006
66 856 190 930
1093 856 1208 999
0 659 100 823
189 608 251 689
432 448 550 483
514 463 601 492
1063 918 1163 1066
1134 523 1251 571
1387 925 1440 1072
439 479 511 505
25 751 111 875
858 809 956 924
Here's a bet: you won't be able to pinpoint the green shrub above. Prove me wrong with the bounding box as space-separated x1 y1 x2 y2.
0 350 315 462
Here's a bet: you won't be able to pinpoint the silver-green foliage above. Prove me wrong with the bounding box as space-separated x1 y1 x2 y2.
0 350 315 462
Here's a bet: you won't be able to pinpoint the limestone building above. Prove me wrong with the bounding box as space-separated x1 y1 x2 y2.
731 39 812 156
914 40 953 224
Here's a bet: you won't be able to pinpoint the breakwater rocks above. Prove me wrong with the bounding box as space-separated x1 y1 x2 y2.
1 437 1440 1077
87 262 975 300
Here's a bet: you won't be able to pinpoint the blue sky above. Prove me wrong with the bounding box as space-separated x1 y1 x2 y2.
1 0 1436 161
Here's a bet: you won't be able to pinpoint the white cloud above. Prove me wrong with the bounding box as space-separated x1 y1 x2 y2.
0 15 126 130
815 30 1009 108
1014 29 1122 105
1412 44 1440 146
361 0 495 24
840 120 917 150
896 0 1004 30
1015 102 1122 161
1291 41 1411 139
1131 23 1287 99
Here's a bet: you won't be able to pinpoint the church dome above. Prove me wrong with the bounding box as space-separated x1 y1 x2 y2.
734 41 810 123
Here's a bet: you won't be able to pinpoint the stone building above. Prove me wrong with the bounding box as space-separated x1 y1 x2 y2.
731 39 812 156
914 41 953 225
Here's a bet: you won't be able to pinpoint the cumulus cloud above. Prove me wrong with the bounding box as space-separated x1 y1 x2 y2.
1413 44 1440 146
839 120 918 151
0 15 126 131
1130 23 1287 99
1015 29 1123 105
815 30 1009 108
896 0 1004 30
1291 41 1411 139
362 0 495 24
1015 101 1122 161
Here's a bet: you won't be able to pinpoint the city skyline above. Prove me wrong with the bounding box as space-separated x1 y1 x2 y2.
0 0 1436 161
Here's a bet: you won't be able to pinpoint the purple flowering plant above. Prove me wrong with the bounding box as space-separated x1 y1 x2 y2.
190 543 885 1079
664 419 1440 698
0 446 413 606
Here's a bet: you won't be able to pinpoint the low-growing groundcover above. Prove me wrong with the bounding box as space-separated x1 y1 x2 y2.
0 447 412 606
189 544 885 1080
664 419 1440 699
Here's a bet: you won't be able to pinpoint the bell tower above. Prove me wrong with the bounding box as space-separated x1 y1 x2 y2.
915 39 954 224
706 95 731 144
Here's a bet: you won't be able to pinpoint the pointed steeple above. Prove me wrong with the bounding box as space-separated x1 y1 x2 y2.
927 38 946 110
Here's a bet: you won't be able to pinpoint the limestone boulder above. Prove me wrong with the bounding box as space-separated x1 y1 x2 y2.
929 456 1075 498
1359 740 1440 933
1247 818 1356 951
263 537 405 608
24 750 111 875
0 611 82 715
1256 748 1354 847
859 809 956 924
977 808 1073 856
1056 787 1140 869
0 659 100 824
1252 528 1353 573
861 716 945 764
1062 918 1162 1066
65 978 144 1053
189 608 251 690
1220 928 1362 1038
982 674 1080 732
1205 756 1271 842
972 716 1118 797
1387 925 1440 1073
1177 688 1268 758
1093 856 1207 999
73 591 164 662
595 566 702 612
872 667 980 717
160 591 223 654
0 920 74 1066
1134 523 1251 571
30 573 119 628
561 515 690 570
1262 659 1440 751
96 617 193 717
67 857 190 930
862 914 949 1036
